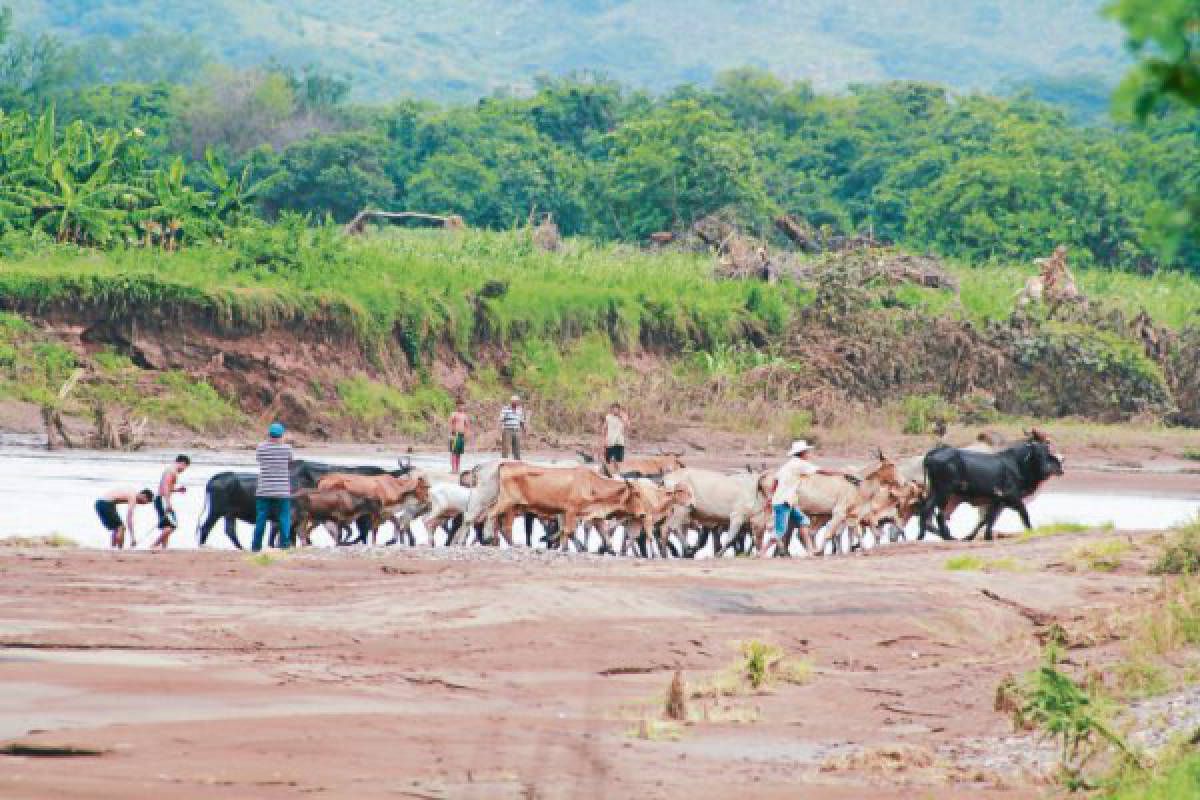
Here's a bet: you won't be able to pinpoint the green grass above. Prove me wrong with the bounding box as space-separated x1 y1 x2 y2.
946 261 1200 330
900 393 958 435
1129 578 1200 656
1152 517 1200 575
336 374 452 435
1104 753 1200 799
1021 520 1115 540
0 533 78 547
0 228 793 361
1068 538 1132 572
142 372 244 432
944 555 986 571
944 555 1023 572
1183 449 1200 462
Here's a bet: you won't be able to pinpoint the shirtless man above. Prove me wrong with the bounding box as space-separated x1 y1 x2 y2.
95 488 153 548
151 454 190 549
447 400 470 474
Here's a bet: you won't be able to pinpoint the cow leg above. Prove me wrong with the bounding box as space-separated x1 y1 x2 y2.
558 513 575 552
497 511 516 547
928 493 954 541
523 512 537 548
442 515 461 547
197 503 222 547
710 527 729 561
686 525 708 558
222 515 244 550
593 520 613 555
968 504 1002 541
1009 499 1033 534
962 507 989 541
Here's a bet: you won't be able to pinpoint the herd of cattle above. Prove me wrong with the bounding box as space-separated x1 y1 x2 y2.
195 431 1065 557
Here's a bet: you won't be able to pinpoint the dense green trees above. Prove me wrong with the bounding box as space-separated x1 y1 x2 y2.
1 5 1198 274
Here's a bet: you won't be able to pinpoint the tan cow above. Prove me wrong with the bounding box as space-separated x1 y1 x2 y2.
488 464 690 552
661 468 769 556
601 478 695 557
316 472 431 545
766 452 907 556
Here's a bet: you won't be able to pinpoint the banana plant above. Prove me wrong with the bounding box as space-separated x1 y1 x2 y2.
203 147 283 225
29 158 135 245
133 156 212 249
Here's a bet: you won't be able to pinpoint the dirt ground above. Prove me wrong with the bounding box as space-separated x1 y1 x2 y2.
0 520 1186 800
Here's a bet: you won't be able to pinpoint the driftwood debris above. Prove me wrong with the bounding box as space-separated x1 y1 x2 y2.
530 213 561 252
93 405 148 451
343 210 466 236
41 368 84 450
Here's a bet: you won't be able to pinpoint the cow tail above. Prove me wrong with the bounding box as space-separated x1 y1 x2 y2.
194 486 211 548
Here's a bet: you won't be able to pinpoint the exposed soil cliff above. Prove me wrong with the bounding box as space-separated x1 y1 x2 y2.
3 286 1196 447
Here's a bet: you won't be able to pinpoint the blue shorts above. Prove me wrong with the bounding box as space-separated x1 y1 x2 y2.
773 504 810 538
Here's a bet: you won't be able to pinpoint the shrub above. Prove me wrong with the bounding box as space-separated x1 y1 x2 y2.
1068 538 1131 572
900 394 958 435
336 375 452 436
143 372 244 433
1151 518 1200 575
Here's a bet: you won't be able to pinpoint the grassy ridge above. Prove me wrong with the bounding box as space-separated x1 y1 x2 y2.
2 229 1197 354
1 228 1198 439
0 229 798 359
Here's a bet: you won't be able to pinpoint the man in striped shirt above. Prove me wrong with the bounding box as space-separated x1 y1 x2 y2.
252 422 294 551
499 395 526 460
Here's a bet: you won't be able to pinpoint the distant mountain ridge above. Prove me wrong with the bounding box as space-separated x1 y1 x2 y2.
21 0 1125 100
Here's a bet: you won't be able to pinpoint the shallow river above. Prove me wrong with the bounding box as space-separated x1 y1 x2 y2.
0 447 1195 553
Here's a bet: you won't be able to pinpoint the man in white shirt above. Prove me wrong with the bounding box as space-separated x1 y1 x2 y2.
600 402 629 474
760 439 857 557
499 395 527 460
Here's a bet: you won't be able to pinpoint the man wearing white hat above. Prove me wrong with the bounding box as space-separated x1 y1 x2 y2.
760 439 855 557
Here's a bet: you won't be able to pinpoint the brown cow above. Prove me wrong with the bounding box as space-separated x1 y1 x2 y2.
488 465 690 552
317 472 431 545
291 489 383 547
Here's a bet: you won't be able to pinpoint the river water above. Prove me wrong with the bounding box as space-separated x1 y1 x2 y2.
0 447 1195 552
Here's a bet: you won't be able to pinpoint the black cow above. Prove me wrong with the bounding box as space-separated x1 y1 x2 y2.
918 439 1064 541
195 460 413 549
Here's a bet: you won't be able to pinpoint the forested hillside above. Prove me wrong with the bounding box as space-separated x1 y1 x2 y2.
18 0 1123 101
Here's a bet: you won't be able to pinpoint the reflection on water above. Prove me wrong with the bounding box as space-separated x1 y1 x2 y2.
0 448 472 549
0 448 1195 551
912 490 1198 540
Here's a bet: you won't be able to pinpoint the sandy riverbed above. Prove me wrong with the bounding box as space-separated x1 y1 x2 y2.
0 522 1194 799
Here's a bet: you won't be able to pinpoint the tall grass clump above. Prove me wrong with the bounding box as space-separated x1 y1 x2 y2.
142 373 245 432
1151 517 1200 575
900 393 958 434
337 374 452 435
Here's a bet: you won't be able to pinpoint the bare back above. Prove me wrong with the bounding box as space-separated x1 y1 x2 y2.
101 487 139 506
